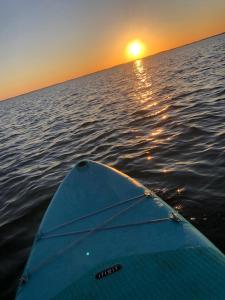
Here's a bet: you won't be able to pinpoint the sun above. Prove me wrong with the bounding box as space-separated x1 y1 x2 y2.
127 40 145 60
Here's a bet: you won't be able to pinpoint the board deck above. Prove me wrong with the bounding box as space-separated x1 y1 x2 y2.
16 160 225 299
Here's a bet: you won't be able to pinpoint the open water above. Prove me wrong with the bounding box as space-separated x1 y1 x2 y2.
1 33 225 299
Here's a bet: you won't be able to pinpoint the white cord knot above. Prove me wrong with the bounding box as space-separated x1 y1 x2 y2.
20 273 29 285
170 212 181 222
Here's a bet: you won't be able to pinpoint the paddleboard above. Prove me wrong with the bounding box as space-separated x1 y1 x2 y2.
16 160 225 299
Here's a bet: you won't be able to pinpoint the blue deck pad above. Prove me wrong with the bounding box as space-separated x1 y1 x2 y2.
16 160 225 300
54 247 225 300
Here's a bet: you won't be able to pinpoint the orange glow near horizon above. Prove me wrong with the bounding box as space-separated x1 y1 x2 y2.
1 28 225 101
1 0 225 101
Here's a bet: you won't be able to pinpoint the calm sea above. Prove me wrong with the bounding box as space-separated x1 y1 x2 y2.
1 33 225 299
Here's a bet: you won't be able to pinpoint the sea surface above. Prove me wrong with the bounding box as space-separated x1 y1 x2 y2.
1 33 225 299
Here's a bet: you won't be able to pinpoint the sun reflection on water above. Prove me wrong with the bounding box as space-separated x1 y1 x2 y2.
162 168 173 174
174 204 183 212
151 128 163 136
177 187 185 194
146 155 153 160
133 59 153 104
132 59 170 162
143 102 157 109
133 59 169 123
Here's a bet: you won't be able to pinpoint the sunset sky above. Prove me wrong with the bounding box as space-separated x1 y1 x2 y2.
1 0 225 101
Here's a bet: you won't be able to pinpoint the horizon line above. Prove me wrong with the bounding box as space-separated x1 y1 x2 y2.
1 30 224 103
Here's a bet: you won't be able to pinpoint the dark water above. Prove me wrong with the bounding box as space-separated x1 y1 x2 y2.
1 33 225 299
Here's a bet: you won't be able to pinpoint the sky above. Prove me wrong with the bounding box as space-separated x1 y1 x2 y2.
0 0 225 101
